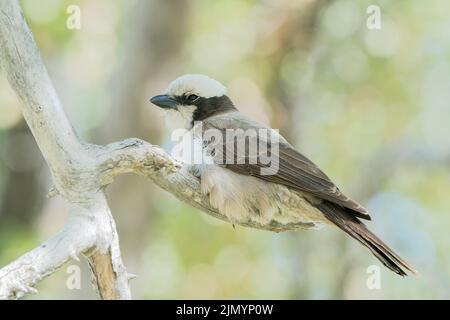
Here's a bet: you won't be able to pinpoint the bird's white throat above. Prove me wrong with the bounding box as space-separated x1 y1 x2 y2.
162 105 197 131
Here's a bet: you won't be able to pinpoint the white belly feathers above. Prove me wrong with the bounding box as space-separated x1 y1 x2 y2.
200 164 329 229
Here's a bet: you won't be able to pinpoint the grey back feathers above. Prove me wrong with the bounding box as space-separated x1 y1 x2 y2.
203 112 371 220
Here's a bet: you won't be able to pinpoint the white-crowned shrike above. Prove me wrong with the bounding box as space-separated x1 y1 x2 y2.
150 74 417 276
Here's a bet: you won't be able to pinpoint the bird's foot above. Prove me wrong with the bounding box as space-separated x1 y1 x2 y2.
188 164 203 179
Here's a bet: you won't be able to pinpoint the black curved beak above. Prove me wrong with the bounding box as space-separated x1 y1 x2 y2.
150 94 178 109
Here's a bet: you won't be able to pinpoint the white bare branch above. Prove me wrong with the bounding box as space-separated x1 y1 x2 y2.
0 0 131 299
0 0 310 300
95 138 315 232
0 207 96 300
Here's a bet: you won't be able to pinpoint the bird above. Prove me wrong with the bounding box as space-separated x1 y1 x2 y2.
150 74 417 276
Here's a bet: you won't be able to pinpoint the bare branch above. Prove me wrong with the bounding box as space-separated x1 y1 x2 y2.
0 0 131 299
0 210 96 299
96 139 315 232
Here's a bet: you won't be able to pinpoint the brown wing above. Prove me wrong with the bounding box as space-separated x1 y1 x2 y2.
227 144 370 220
202 119 370 220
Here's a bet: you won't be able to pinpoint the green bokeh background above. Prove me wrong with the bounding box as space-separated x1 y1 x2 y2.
0 0 449 299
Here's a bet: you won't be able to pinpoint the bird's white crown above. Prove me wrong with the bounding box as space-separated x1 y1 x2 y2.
165 74 226 98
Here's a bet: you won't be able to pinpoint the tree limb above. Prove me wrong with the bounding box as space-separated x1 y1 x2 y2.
95 138 314 232
0 208 96 299
0 0 310 300
0 0 130 299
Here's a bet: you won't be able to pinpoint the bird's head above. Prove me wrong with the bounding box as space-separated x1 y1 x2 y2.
150 74 236 128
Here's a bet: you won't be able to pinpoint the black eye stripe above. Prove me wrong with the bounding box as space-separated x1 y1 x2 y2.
191 95 237 124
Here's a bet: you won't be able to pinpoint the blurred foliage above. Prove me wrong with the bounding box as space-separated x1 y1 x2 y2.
0 0 449 299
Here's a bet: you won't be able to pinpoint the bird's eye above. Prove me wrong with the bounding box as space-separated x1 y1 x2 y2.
187 94 199 102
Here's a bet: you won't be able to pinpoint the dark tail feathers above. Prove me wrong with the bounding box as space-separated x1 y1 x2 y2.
317 201 418 277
